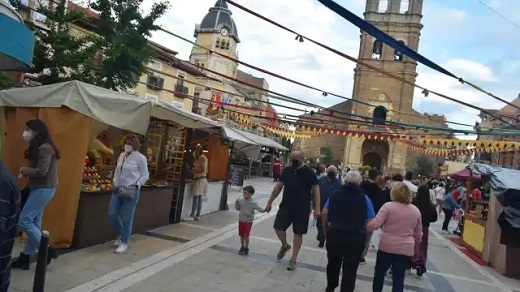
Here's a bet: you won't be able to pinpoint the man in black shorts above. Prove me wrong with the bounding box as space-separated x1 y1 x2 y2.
265 150 320 271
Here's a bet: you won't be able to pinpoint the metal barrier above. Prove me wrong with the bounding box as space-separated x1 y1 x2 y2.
32 230 49 292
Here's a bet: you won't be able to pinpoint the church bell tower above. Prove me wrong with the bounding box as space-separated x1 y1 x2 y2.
344 0 424 172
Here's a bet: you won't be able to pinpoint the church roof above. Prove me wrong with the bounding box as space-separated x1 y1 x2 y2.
195 0 240 43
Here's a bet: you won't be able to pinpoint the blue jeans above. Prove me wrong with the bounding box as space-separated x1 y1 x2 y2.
108 188 140 244
373 250 411 292
19 188 55 255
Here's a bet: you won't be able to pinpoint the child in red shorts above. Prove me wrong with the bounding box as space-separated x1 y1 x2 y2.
235 185 265 256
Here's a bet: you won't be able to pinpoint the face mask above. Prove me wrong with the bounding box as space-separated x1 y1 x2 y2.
291 159 300 168
22 130 33 142
327 172 336 178
124 144 133 153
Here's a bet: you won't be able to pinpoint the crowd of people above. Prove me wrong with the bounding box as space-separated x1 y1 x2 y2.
235 150 471 292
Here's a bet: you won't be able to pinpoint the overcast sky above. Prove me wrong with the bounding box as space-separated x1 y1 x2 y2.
145 0 520 136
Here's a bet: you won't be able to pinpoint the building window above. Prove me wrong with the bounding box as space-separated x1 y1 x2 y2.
400 0 409 13
225 41 230 50
216 38 221 48
146 74 164 91
195 59 200 67
34 0 49 22
372 40 383 59
148 59 163 73
174 71 189 98
393 40 405 61
378 0 388 13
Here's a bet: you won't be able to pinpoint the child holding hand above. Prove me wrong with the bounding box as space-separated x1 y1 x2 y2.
235 185 265 256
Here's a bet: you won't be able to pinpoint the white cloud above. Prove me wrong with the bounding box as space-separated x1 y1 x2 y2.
443 59 497 82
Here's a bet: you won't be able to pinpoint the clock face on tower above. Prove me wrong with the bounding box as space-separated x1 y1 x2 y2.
220 28 229 37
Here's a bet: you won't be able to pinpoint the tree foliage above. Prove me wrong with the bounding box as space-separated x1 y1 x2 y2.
28 0 169 91
320 147 333 166
0 72 15 90
412 154 436 177
29 0 98 85
88 0 170 91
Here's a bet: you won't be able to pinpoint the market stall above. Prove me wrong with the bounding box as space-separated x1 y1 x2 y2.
467 163 520 279
0 81 220 248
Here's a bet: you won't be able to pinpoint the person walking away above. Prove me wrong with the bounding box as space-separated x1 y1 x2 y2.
109 135 149 253
190 144 208 220
13 119 60 270
442 185 460 233
235 185 265 256
434 182 445 215
0 159 21 290
322 171 375 292
412 185 438 277
265 150 320 271
403 170 418 196
360 169 383 263
316 165 342 248
367 182 423 292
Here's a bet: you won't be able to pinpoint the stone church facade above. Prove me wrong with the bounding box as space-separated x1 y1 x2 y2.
297 0 448 173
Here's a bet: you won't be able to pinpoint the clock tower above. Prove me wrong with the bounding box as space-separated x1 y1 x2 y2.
191 0 240 80
190 0 241 115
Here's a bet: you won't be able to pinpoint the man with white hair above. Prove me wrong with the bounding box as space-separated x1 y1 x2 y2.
322 171 375 292
316 165 342 248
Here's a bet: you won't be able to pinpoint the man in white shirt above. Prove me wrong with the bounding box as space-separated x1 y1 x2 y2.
434 182 446 214
403 171 418 196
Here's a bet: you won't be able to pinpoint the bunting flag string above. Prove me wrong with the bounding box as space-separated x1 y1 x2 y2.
224 0 519 130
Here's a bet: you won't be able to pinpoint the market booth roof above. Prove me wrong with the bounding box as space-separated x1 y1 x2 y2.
450 168 481 181
468 163 520 197
233 128 288 151
0 81 152 134
0 81 221 134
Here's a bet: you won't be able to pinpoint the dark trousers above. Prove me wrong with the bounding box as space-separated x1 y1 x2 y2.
442 208 453 230
373 250 411 292
316 218 325 243
326 229 365 292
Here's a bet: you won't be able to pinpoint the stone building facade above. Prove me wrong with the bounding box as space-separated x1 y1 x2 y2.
298 0 448 172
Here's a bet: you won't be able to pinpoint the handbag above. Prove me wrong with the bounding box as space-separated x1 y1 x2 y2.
116 154 139 199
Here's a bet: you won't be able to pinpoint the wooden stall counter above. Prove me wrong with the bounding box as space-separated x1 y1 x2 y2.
462 212 487 257
73 185 174 248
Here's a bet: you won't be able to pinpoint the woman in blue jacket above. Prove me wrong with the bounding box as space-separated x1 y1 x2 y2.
442 185 460 233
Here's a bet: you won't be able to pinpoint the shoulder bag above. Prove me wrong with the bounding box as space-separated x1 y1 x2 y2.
117 154 139 199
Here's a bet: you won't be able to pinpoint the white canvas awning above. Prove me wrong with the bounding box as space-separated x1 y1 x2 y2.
0 80 221 135
233 128 288 151
151 101 221 130
0 81 152 134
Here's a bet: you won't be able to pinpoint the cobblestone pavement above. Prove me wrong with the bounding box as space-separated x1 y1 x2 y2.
9 178 520 291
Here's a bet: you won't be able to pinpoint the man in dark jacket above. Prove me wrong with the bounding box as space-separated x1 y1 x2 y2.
0 160 21 292
359 168 383 263
322 171 375 292
316 165 342 248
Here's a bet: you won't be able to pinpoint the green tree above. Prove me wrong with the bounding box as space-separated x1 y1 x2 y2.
320 147 333 165
0 72 15 90
412 154 435 177
89 0 170 91
28 0 98 85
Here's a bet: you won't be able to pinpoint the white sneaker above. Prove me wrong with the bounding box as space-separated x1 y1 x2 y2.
114 237 121 247
115 243 128 253
183 217 194 221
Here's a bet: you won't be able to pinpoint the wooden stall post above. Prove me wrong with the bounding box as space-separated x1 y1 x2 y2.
220 141 234 211
170 94 199 223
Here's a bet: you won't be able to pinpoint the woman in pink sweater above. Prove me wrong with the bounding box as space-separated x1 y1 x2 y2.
367 182 423 292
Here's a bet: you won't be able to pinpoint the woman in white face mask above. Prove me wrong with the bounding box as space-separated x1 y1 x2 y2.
13 119 60 270
109 135 149 253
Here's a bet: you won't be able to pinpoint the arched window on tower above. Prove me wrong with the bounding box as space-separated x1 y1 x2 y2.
225 41 230 50
216 38 221 48
393 40 405 61
400 0 410 13
378 0 388 13
372 40 383 59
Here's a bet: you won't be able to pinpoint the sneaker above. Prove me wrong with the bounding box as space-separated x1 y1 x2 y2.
318 241 325 248
287 260 297 271
114 237 122 247
115 243 128 254
194 216 200 221
359 258 367 265
184 217 194 221
276 244 291 260
243 248 249 256
238 247 244 255
407 269 413 275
